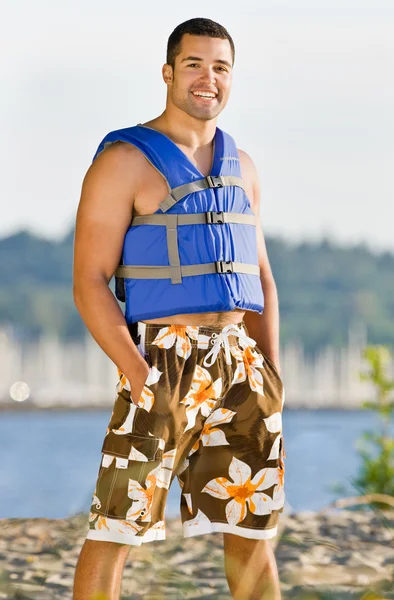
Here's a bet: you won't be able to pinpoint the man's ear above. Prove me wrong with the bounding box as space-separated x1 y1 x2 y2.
162 63 173 84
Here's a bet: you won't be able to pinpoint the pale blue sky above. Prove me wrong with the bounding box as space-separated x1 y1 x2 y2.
2 0 393 250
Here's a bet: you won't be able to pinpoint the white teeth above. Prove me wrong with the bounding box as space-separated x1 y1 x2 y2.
193 92 216 99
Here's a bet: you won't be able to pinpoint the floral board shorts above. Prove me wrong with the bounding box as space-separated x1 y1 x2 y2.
86 319 287 546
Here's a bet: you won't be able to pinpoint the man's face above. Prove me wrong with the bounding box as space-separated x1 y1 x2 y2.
164 34 233 121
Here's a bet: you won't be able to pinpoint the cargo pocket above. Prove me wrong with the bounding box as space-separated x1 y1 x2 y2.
93 432 163 520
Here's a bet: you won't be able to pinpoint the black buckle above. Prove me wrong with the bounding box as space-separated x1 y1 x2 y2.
206 211 225 224
206 175 224 188
215 260 234 274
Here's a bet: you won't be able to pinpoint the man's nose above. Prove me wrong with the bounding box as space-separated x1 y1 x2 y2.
199 68 217 83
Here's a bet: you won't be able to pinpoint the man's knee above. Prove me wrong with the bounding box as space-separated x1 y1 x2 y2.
81 538 132 560
223 532 271 553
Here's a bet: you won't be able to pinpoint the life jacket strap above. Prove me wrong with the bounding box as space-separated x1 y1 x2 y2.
130 211 256 227
115 261 259 282
121 211 258 285
158 176 245 212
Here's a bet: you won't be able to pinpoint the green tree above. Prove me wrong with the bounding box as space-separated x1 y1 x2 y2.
330 345 394 512
351 346 394 509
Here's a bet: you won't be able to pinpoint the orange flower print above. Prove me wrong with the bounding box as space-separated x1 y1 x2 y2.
272 436 286 510
150 448 177 489
230 344 265 396
116 520 144 535
183 508 212 531
202 456 279 525
188 408 236 456
150 325 199 360
177 457 190 488
117 369 131 393
183 493 193 514
127 472 156 522
89 491 144 534
89 512 142 535
94 515 110 530
127 449 176 522
180 365 223 431
117 366 162 413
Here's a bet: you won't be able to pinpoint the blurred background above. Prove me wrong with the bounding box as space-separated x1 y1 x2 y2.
1 0 393 520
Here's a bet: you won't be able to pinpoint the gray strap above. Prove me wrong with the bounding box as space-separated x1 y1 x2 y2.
166 214 182 284
131 211 256 227
115 261 259 281
159 176 245 212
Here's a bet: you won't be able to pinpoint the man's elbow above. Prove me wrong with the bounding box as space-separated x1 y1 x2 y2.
73 273 110 305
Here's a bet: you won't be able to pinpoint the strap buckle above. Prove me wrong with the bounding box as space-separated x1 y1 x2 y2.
206 175 224 188
206 211 225 224
215 260 234 274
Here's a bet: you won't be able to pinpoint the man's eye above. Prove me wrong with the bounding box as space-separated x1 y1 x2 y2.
188 63 199 67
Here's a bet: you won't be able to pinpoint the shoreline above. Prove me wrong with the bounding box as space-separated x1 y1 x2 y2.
0 508 393 599
0 402 370 412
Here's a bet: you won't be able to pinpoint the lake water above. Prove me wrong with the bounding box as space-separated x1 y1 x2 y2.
1 408 392 519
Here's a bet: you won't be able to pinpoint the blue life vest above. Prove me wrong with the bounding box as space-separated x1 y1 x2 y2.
92 124 264 323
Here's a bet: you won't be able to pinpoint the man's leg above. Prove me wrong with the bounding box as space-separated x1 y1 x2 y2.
73 539 131 600
179 322 286 598
75 321 197 599
223 534 281 600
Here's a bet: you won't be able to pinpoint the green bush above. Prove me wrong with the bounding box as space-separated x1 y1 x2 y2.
352 346 394 509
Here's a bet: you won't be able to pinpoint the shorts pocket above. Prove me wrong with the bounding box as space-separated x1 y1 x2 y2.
107 388 135 432
107 362 153 433
92 433 163 520
101 431 163 461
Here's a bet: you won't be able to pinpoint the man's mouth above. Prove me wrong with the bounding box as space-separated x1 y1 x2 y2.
191 90 218 101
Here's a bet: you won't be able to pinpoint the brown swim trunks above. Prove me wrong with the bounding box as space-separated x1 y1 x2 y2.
87 320 286 545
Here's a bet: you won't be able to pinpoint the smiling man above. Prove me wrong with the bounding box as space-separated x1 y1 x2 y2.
72 17 286 600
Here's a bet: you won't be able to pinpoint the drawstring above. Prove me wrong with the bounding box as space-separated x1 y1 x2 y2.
202 324 257 367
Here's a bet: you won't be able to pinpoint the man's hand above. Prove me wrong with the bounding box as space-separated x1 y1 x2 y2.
125 361 151 407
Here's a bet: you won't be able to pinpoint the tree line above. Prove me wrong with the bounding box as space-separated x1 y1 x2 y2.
1 228 393 354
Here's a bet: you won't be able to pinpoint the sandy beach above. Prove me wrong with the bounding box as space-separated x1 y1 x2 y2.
0 507 393 599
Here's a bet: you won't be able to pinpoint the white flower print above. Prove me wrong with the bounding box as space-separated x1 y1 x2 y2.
188 408 236 456
230 345 265 396
202 456 279 526
127 449 177 522
150 325 199 360
180 365 223 432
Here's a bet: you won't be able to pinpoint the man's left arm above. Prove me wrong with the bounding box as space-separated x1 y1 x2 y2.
238 149 281 375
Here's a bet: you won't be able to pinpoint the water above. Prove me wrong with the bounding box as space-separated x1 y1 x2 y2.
0 408 392 519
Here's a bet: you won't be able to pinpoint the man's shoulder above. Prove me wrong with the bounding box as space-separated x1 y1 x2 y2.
92 125 149 169
237 147 253 164
237 148 258 181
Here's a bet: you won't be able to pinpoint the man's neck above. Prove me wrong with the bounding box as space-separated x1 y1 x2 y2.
145 111 217 151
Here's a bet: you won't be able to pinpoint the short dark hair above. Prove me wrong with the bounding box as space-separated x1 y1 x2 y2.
166 17 235 70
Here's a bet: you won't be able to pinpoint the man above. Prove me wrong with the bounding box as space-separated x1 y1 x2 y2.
72 17 286 600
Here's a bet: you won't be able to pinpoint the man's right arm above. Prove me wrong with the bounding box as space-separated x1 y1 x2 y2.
73 142 149 403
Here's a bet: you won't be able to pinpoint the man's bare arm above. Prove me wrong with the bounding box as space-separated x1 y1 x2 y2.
73 142 150 401
238 149 281 374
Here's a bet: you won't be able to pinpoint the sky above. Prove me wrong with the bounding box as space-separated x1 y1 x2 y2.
2 0 394 251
